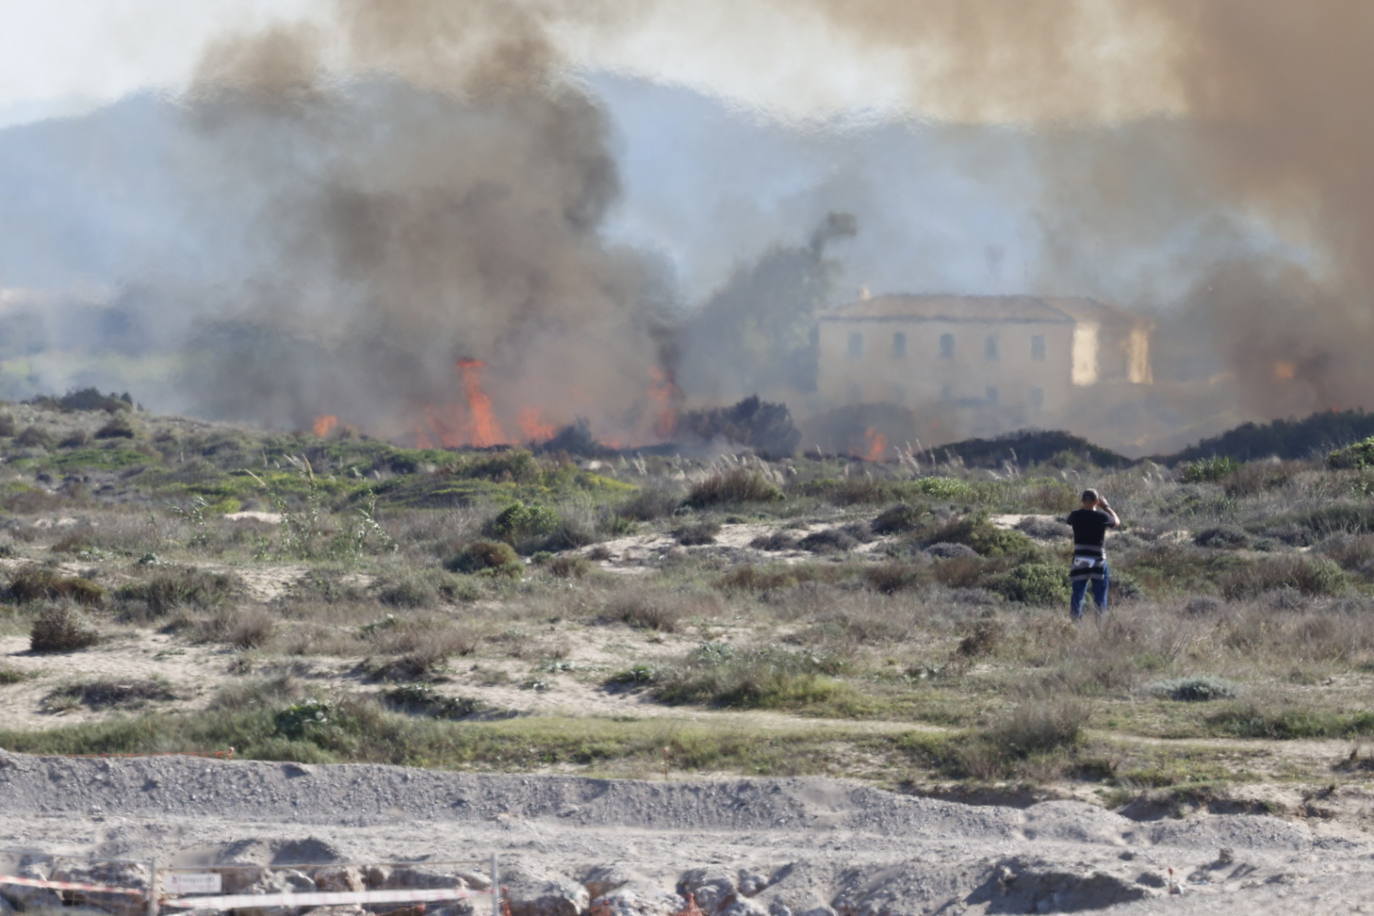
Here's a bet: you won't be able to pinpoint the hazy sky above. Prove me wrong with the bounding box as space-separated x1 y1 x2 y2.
0 0 1178 129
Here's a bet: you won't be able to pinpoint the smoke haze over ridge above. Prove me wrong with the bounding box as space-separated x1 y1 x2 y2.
2 0 1373 448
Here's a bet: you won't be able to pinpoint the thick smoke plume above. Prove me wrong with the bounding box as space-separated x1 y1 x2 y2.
797 0 1374 418
176 0 672 445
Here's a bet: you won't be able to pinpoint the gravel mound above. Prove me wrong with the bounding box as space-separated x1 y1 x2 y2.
2 750 1373 914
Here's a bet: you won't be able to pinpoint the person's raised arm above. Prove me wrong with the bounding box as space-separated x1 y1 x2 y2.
1098 497 1121 527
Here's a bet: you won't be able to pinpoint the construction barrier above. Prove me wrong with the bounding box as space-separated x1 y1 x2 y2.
0 849 151 916
1 849 504 915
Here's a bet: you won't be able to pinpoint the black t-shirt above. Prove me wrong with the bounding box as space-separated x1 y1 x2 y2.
1067 508 1114 548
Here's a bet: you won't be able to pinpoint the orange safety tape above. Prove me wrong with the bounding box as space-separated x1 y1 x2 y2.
0 875 146 897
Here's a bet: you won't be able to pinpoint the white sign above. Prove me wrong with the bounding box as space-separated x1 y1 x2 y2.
164 872 223 895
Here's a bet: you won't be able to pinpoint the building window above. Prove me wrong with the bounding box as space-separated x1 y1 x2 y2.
848 331 863 358
1031 335 1046 361
984 335 999 360
939 333 955 358
892 332 906 358
986 386 999 405
1030 386 1044 409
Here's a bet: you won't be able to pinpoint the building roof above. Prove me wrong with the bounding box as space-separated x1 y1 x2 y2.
820 293 1138 325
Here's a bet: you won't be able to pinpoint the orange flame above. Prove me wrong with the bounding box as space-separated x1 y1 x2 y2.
1273 360 1297 381
517 406 556 442
455 359 506 447
312 415 340 437
648 367 679 439
863 427 888 462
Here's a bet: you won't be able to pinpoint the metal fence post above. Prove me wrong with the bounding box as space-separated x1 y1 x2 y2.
147 858 159 916
491 854 500 916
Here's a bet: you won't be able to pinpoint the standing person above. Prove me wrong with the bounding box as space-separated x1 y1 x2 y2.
1066 489 1119 621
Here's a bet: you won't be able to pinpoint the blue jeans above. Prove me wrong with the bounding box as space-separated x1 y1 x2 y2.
1070 565 1109 620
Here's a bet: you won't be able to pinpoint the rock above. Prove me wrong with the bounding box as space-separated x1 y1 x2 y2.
677 868 738 914
737 871 769 897
581 864 638 900
51 860 151 912
384 867 468 891
589 886 688 916
501 864 588 916
749 863 832 916
311 866 364 893
1 861 62 912
719 900 768 916
363 865 391 888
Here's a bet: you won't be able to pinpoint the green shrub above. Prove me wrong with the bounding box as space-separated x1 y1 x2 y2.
862 562 928 594
381 685 506 720
1181 456 1241 482
922 515 1037 558
94 415 137 439
798 527 859 553
41 678 174 712
117 569 238 616
617 485 685 521
0 664 33 685
30 604 100 652
1220 555 1348 599
483 501 562 549
956 619 1005 658
905 476 982 501
871 503 926 535
1194 526 1250 549
273 698 333 739
717 563 840 593
374 575 436 608
445 540 522 577
1206 703 1374 739
604 593 685 632
462 449 542 483
685 468 783 507
360 645 459 682
6 568 104 606
952 697 1089 778
548 554 591 578
1328 435 1374 470
1149 676 1237 702
652 642 855 711
603 664 658 689
981 697 1088 757
14 426 53 449
987 562 1068 606
0 413 14 437
673 520 721 546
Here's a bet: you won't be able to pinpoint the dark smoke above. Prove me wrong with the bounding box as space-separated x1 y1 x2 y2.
799 0 1374 419
172 2 671 442
674 212 855 403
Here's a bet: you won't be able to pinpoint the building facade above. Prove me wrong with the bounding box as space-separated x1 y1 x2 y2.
817 294 1151 438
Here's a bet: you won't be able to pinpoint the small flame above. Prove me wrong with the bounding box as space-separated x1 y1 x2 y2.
1273 360 1297 381
312 415 340 437
863 427 888 462
517 406 556 442
649 367 679 439
455 359 506 447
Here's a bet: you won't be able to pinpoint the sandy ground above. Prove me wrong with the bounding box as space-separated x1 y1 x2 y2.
3 751 1374 915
